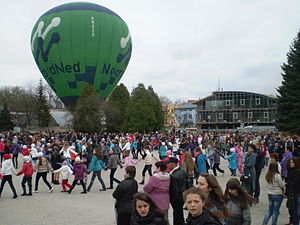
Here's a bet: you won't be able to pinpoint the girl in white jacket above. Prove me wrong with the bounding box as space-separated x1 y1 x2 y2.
0 154 17 198
54 160 73 192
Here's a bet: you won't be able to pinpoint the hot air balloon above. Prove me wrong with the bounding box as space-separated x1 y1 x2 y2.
31 2 132 108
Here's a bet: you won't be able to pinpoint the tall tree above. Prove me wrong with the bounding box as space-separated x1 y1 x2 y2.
0 103 14 131
123 84 164 132
73 84 106 133
35 79 51 127
106 83 130 132
148 86 164 131
276 30 300 134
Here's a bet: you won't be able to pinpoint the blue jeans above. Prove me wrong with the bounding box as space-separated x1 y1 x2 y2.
294 195 300 225
262 194 284 225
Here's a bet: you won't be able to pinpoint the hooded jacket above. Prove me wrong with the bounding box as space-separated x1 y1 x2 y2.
54 165 73 180
144 171 170 210
72 162 89 180
1 159 16 176
17 161 34 177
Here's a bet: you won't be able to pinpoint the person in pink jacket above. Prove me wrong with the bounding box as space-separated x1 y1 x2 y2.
143 161 170 225
235 144 244 175
122 150 137 168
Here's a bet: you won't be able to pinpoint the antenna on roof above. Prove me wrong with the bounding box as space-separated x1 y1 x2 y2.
218 77 220 92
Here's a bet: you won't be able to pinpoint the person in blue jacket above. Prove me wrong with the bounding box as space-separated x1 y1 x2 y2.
226 148 238 176
87 149 106 191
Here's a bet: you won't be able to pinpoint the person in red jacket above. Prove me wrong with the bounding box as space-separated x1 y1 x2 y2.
17 156 34 196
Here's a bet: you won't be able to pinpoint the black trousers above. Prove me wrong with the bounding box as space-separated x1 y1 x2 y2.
21 176 32 193
213 163 224 176
12 154 18 168
0 175 17 196
171 198 185 225
109 168 120 187
141 165 152 177
35 172 52 191
70 179 86 192
254 168 262 199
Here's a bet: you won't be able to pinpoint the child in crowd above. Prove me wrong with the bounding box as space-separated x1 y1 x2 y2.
54 160 73 192
226 148 238 176
0 154 18 198
17 156 34 196
68 157 90 194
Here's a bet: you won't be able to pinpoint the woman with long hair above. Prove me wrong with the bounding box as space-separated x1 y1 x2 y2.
181 151 197 188
262 162 285 225
197 173 229 224
87 149 106 191
224 178 257 225
285 157 300 225
131 192 167 225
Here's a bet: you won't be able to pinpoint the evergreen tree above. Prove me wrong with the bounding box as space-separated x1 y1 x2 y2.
0 103 13 131
147 86 164 131
106 83 130 132
123 84 163 132
73 84 106 133
36 79 51 127
276 30 300 134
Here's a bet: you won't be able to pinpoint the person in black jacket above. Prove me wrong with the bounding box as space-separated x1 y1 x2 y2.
168 157 188 225
113 165 138 225
183 187 221 225
130 192 167 225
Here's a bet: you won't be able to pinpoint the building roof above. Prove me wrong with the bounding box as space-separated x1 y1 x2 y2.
177 102 197 109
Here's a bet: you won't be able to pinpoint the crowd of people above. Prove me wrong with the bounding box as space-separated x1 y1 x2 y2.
0 130 300 225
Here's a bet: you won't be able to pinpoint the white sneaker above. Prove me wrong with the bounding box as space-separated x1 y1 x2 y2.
49 188 54 193
33 190 39 193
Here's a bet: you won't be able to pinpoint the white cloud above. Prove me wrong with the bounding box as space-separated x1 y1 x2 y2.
1 0 300 103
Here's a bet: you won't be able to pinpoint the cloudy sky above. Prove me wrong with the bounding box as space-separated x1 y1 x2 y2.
1 0 300 102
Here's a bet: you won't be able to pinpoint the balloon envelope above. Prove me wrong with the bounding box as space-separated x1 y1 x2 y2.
31 2 132 108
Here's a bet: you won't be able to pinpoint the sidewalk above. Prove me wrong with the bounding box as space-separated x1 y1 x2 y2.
0 156 289 225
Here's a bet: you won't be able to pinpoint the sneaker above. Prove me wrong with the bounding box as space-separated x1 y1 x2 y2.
99 188 106 191
49 187 54 193
80 191 87 194
13 195 18 199
21 193 27 196
139 181 144 185
107 187 113 189
61 190 66 192
26 193 32 196
33 190 39 193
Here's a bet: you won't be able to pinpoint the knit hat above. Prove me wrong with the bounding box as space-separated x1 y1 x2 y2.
23 156 31 162
230 148 235 153
75 156 81 163
62 160 68 166
3 154 11 160
31 143 36 148
22 145 27 148
162 142 166 145
38 152 44 157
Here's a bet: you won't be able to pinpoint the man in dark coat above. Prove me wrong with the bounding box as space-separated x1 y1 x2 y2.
112 165 138 225
168 157 188 225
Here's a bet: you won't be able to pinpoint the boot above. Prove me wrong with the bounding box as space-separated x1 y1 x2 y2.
139 177 145 185
27 185 32 196
21 186 27 196
107 185 113 189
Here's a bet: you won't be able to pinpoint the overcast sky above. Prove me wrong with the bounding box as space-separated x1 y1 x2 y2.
1 0 300 102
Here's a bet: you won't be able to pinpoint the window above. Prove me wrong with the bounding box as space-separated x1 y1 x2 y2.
233 112 238 119
226 100 231 106
219 113 223 119
188 114 192 119
248 112 253 119
240 99 245 105
212 101 216 107
256 98 260 105
183 115 187 120
207 115 211 120
264 112 269 118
